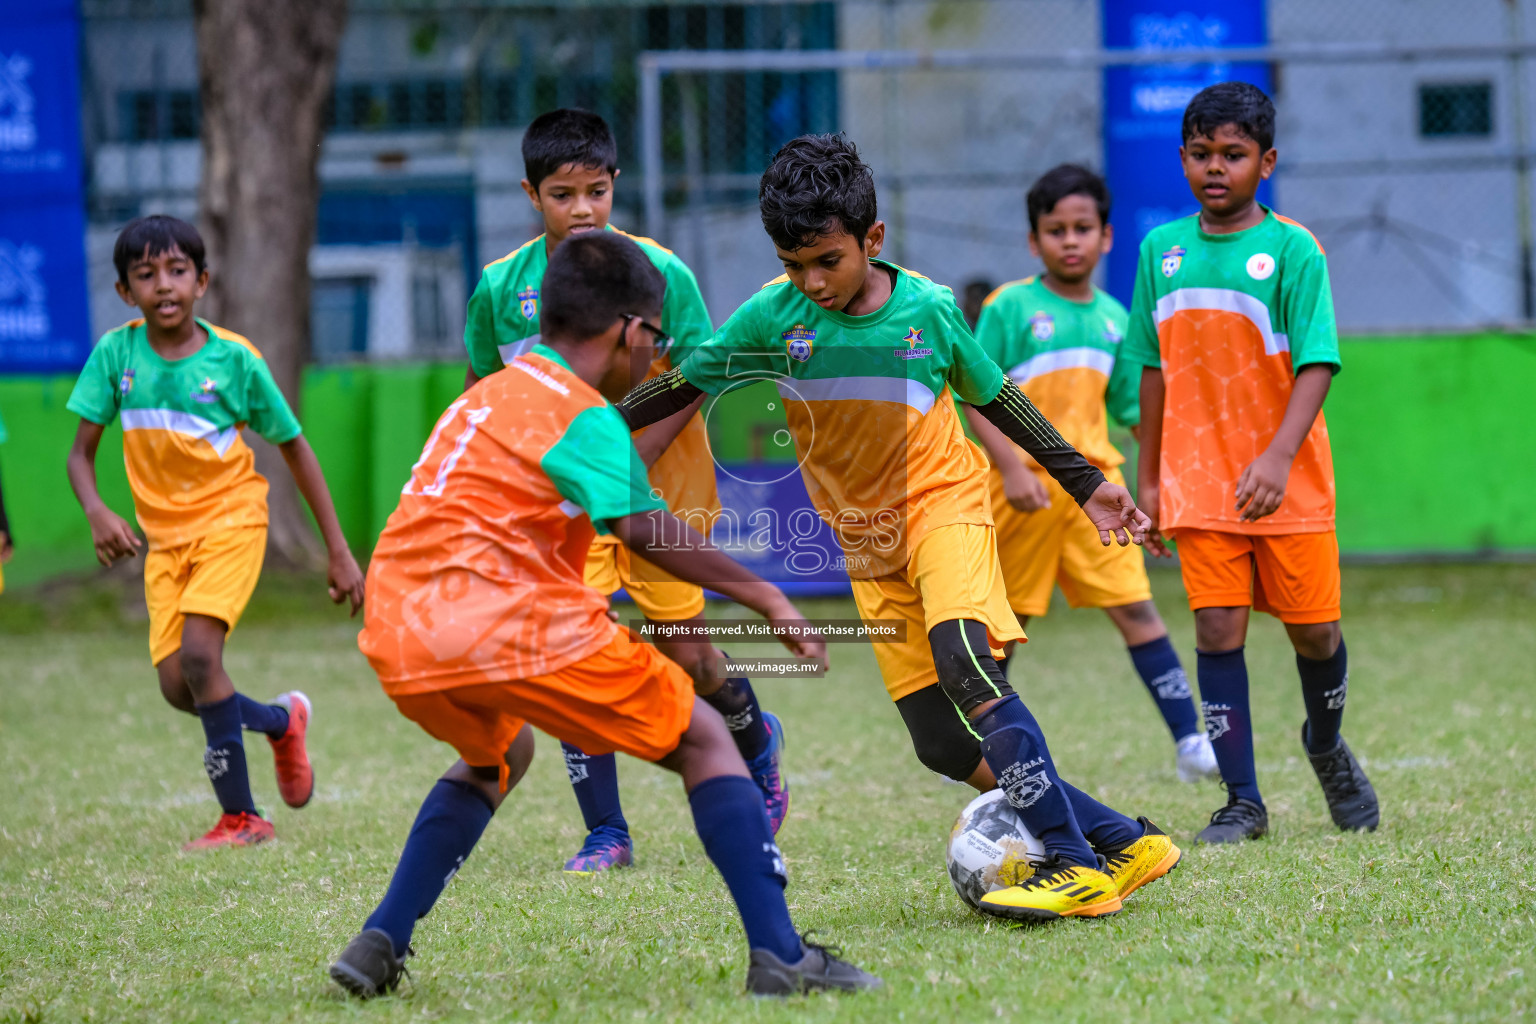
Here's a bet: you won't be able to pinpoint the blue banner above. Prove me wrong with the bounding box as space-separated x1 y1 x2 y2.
1 1 90 374
1101 0 1271 304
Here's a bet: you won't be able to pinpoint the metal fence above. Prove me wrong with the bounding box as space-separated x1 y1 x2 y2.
77 0 1536 358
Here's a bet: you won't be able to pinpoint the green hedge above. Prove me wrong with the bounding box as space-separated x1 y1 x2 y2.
1 333 1531 589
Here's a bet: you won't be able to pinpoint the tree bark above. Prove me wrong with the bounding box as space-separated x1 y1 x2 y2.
193 0 348 566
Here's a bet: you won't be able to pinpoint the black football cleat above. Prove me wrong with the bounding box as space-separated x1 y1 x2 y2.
1303 726 1380 832
1195 793 1269 844
330 928 409 998
746 935 882 996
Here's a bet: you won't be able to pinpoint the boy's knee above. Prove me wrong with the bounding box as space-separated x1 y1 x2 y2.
156 666 196 714
178 644 216 687
1194 607 1247 651
1288 621 1341 660
895 684 985 782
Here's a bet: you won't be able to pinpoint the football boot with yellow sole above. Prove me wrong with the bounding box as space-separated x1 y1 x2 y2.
1099 817 1182 899
976 859 1123 922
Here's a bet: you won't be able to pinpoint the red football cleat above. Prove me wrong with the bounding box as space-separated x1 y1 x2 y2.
183 811 275 851
269 691 315 808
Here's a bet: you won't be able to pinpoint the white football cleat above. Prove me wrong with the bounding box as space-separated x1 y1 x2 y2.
1176 732 1220 783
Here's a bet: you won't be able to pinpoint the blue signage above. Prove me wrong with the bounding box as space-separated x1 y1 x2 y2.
1101 0 1271 304
0 1 90 374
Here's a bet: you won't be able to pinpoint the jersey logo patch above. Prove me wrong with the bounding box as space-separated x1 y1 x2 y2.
1029 312 1055 341
119 368 135 395
517 286 539 320
1103 318 1123 344
894 326 933 359
1246 252 1276 280
1161 245 1186 278
193 377 219 404
783 324 815 362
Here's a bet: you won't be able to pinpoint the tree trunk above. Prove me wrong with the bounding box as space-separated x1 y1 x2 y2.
193 0 348 567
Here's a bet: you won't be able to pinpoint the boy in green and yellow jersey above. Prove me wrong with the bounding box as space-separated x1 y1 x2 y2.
462 109 786 873
966 164 1217 784
64 215 364 851
620 134 1182 923
1125 82 1378 844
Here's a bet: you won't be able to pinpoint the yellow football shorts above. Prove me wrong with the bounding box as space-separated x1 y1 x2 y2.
850 523 1027 702
990 464 1152 618
585 537 706 623
145 525 267 665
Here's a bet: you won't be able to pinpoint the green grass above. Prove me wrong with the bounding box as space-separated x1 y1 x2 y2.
2 564 1534 1023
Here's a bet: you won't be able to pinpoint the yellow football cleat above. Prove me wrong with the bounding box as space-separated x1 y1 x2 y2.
1100 817 1182 900
976 861 1123 921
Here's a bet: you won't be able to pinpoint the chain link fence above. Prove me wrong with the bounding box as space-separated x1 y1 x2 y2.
77 0 1536 358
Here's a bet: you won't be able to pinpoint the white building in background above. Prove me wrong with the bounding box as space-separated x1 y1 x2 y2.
80 0 1536 350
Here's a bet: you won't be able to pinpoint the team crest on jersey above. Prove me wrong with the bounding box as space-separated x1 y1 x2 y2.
517 286 539 319
1161 245 1186 278
783 323 815 362
119 368 135 395
1103 318 1123 344
1029 312 1055 341
894 326 932 359
1246 252 1276 280
193 377 219 404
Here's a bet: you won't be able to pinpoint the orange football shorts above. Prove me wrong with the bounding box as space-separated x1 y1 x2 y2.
1173 527 1341 624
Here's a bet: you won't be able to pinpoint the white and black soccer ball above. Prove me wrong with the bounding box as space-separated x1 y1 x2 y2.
945 788 1047 911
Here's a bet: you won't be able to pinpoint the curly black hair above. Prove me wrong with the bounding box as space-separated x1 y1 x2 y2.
758 134 878 252
1182 81 1276 153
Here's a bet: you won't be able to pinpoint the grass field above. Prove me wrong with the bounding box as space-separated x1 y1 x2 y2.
2 563 1534 1023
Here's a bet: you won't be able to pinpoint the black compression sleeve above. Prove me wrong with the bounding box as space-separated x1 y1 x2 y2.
615 366 706 431
973 379 1107 506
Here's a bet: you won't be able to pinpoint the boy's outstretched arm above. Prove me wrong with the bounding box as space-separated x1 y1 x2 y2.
961 405 1051 512
615 367 706 431
610 508 825 667
279 436 365 615
1235 363 1333 522
66 420 143 566
1136 368 1171 557
971 379 1150 547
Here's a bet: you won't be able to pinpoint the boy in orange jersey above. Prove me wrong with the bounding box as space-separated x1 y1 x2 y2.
65 215 364 851
330 232 878 999
1126 82 1379 843
464 109 787 871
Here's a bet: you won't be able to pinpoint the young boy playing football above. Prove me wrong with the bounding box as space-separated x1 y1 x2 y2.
965 163 1218 784
464 108 787 873
64 215 364 850
331 231 878 998
1125 82 1379 843
618 134 1179 923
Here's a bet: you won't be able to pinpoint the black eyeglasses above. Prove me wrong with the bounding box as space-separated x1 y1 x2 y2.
620 313 673 356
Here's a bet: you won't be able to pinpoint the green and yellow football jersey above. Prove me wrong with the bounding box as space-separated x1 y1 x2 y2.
974 276 1135 471
66 319 301 550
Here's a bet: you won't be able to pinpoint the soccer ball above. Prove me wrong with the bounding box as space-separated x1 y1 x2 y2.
945 788 1047 911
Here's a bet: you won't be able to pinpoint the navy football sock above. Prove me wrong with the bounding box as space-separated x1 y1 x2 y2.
973 694 1096 867
1297 638 1349 755
1127 635 1200 741
560 743 628 838
234 693 289 738
365 778 495 958
195 694 257 815
1197 647 1262 805
702 655 771 761
688 774 800 962
1058 779 1142 851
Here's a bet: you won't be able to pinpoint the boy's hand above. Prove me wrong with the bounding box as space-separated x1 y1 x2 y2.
327 547 365 616
86 507 142 565
764 598 827 668
1137 482 1172 558
0 531 12 564
1002 464 1051 513
1235 449 1292 522
1082 481 1151 547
